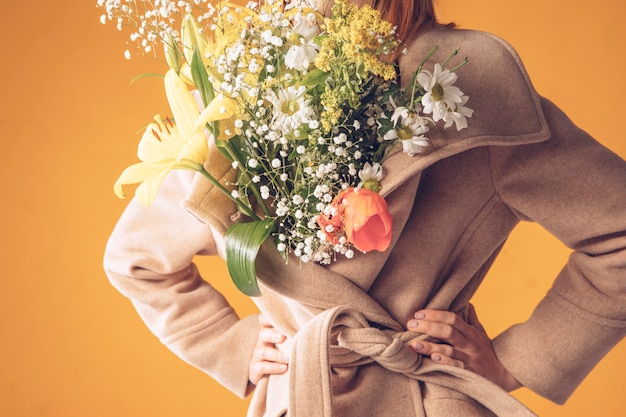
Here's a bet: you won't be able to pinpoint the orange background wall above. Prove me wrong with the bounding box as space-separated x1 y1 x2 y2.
1 1 624 416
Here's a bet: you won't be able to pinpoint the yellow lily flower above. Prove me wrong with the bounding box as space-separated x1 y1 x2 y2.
114 69 237 205
181 14 209 65
178 7 250 85
177 14 210 83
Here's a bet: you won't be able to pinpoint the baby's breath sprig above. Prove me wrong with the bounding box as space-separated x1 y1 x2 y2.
98 0 220 58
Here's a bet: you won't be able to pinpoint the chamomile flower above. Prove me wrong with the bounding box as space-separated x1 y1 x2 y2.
285 13 320 71
442 95 474 131
417 63 464 122
384 108 430 156
267 85 317 133
401 133 430 156
358 162 384 191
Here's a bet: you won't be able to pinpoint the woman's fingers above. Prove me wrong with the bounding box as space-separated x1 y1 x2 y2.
411 342 464 368
249 359 287 386
405 305 522 392
258 326 287 344
407 309 473 349
251 347 288 369
409 338 469 367
253 342 289 363
249 314 289 385
254 316 288 364
410 338 455 359
249 357 287 378
413 309 473 334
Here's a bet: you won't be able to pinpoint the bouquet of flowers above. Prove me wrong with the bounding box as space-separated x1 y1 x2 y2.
98 0 473 295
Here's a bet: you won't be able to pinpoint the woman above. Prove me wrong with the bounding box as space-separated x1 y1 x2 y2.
104 0 626 415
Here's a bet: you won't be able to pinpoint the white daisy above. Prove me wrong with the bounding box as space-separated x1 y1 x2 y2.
389 105 410 126
442 95 474 131
401 134 430 156
358 162 384 191
384 109 430 156
358 162 384 183
267 85 316 133
417 63 464 122
285 13 320 71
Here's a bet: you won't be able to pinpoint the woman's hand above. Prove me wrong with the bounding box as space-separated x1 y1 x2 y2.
248 314 289 386
406 304 521 392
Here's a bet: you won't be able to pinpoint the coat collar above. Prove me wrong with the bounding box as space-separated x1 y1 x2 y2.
380 26 551 197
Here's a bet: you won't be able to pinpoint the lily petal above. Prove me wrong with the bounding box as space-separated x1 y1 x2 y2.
178 131 209 164
165 69 201 139
197 93 238 125
115 70 213 205
194 93 239 141
133 162 176 205
181 14 209 64
137 117 184 163
113 160 172 200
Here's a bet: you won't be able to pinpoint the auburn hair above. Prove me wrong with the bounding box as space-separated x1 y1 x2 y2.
366 0 443 60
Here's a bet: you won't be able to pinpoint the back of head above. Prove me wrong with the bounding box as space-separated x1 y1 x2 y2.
366 0 442 60
369 0 437 40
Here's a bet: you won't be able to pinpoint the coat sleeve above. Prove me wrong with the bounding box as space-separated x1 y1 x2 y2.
488 97 626 404
103 169 259 398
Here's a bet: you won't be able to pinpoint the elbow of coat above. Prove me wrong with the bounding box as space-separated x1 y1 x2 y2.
102 234 138 297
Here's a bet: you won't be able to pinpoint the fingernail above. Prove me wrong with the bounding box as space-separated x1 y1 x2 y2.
407 320 418 329
274 332 284 342
279 364 288 371
432 354 442 362
415 312 426 319
413 342 424 350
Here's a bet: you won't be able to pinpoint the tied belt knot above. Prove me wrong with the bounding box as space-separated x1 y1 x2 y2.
288 306 538 417
331 315 424 374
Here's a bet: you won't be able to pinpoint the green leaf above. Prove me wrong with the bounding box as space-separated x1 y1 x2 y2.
216 135 247 163
225 218 276 296
190 47 214 106
300 68 330 87
190 47 219 138
129 73 165 84
377 117 394 135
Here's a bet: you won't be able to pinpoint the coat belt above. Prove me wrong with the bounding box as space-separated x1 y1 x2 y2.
288 306 538 417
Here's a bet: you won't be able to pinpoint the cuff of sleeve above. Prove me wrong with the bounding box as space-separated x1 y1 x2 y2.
165 312 261 399
492 290 626 404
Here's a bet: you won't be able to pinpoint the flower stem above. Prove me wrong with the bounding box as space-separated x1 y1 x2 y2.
381 141 400 163
243 171 273 218
409 46 439 107
449 57 469 73
441 48 459 67
198 168 262 221
216 138 273 218
417 45 439 71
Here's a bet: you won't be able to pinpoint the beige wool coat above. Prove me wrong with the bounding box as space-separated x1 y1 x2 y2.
104 26 626 416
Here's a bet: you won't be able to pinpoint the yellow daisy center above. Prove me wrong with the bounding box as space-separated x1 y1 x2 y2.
432 83 444 101
397 125 414 140
363 180 381 192
289 32 303 45
282 99 300 116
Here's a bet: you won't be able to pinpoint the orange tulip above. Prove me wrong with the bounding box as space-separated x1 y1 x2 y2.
318 187 393 253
